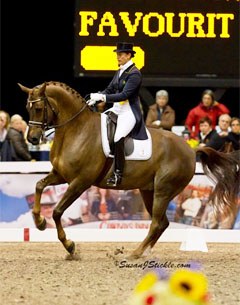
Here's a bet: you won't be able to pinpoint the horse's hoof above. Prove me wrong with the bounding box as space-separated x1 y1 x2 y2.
37 218 47 231
65 252 81 261
66 240 75 255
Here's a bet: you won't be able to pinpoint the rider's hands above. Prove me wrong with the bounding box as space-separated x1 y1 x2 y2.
153 120 161 126
91 93 105 101
87 93 106 106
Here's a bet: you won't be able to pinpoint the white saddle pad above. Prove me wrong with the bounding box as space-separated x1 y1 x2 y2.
101 113 152 161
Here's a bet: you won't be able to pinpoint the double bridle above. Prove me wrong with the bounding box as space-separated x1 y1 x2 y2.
27 94 88 131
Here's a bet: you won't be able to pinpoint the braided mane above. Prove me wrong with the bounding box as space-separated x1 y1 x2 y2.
34 81 83 100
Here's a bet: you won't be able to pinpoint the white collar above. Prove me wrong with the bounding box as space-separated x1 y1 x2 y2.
0 128 7 142
200 128 212 140
119 60 134 72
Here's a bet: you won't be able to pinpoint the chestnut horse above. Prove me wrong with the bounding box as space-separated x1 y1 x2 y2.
18 82 239 258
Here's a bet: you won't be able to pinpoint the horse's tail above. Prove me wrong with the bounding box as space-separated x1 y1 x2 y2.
196 147 239 212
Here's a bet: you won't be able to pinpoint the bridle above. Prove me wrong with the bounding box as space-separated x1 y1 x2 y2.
27 94 88 132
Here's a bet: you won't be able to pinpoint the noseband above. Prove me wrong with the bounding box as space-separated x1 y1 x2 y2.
27 95 88 131
27 95 57 130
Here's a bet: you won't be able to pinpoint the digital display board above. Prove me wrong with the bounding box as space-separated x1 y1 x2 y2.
74 0 239 81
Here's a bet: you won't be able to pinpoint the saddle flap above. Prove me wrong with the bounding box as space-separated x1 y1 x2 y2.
124 137 134 156
101 113 152 161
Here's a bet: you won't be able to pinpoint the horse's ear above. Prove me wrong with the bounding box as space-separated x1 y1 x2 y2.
38 82 47 96
18 83 31 94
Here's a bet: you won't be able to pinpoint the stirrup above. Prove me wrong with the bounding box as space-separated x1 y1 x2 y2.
106 171 122 187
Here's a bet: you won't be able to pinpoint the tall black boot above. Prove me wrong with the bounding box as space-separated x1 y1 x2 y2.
106 138 125 187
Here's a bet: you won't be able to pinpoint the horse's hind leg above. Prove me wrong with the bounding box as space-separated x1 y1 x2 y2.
129 193 170 260
140 190 154 217
140 189 169 248
136 190 168 255
129 181 180 259
129 165 192 259
33 169 65 230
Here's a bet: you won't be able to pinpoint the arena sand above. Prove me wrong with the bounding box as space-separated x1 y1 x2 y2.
0 242 239 305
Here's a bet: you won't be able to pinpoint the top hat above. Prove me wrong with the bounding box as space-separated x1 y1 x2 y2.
113 42 136 55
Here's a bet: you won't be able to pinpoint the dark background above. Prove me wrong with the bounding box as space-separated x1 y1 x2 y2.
1 1 239 125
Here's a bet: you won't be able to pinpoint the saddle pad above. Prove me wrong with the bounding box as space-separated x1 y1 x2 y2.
101 113 152 161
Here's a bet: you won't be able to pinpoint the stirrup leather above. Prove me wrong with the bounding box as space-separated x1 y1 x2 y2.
106 171 122 187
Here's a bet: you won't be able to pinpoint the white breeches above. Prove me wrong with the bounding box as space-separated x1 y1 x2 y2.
114 110 136 142
105 101 136 142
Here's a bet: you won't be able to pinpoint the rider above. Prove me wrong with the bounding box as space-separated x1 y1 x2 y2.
87 42 148 187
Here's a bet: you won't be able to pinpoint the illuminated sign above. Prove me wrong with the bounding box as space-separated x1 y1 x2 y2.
79 11 234 38
74 0 239 79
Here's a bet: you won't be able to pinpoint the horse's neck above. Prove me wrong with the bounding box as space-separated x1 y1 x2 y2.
46 85 103 150
57 99 81 123
54 106 100 138
47 85 86 125
51 109 101 160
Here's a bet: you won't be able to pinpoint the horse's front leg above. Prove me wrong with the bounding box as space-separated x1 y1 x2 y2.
52 179 89 255
33 169 65 230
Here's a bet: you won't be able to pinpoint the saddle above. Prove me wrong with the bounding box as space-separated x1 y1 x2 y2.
101 113 152 161
106 111 134 156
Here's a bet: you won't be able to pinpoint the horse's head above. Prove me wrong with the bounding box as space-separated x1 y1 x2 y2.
18 82 56 145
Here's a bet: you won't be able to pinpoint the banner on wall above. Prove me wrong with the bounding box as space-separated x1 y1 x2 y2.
0 174 239 229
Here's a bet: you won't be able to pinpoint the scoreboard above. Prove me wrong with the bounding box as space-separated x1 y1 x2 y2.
74 0 239 82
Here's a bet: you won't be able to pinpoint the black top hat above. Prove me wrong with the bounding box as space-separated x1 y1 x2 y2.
113 42 136 54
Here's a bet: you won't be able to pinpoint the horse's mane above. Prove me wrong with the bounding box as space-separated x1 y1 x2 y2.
35 81 83 100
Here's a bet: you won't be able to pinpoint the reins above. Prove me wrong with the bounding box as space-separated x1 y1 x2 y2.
48 103 88 130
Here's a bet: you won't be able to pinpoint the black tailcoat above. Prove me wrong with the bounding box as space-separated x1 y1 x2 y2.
102 64 148 140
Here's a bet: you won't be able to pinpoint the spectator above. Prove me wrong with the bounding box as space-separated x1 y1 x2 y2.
198 117 217 147
145 90 175 131
21 120 29 141
181 190 202 225
8 114 32 161
215 113 231 135
206 114 231 151
91 188 117 221
0 110 10 141
0 110 16 161
224 117 240 152
185 89 230 138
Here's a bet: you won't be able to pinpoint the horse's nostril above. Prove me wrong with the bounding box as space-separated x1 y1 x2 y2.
31 137 39 145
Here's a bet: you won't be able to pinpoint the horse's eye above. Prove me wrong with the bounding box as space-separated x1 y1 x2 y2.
35 107 43 112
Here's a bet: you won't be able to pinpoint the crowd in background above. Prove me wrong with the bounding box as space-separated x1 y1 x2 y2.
0 111 32 161
0 88 239 162
143 88 239 152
